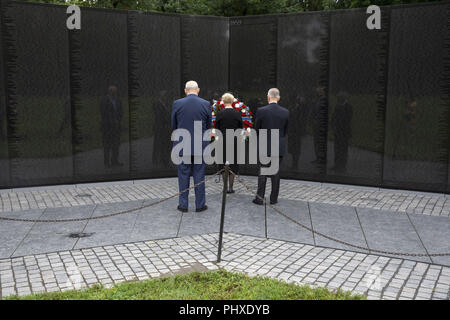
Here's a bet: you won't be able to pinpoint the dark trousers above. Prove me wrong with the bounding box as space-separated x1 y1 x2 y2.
178 156 206 210
334 136 349 170
103 136 120 166
0 121 4 140
102 126 120 166
290 141 301 168
256 157 283 203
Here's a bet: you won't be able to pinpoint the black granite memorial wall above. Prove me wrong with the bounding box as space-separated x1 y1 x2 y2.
0 0 449 193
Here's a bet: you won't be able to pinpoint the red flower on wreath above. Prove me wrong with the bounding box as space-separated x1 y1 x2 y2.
211 98 253 132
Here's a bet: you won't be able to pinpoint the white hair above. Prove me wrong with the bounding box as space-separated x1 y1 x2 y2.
185 80 199 91
267 88 280 99
222 93 234 104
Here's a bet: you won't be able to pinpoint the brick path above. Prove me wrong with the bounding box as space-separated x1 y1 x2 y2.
0 233 449 300
1 176 449 217
1 177 449 300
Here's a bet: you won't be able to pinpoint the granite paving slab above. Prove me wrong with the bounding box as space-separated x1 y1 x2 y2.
1 233 449 300
129 198 183 242
357 207 431 263
177 196 221 237
74 200 143 249
309 203 368 253
0 209 45 259
408 214 450 266
223 194 265 238
266 199 315 245
1 192 449 267
11 205 95 258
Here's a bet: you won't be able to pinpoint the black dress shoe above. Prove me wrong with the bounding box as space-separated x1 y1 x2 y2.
196 205 208 212
177 205 188 213
227 189 235 194
270 200 278 205
252 199 263 205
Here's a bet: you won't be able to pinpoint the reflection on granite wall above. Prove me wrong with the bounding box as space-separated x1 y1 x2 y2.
277 12 329 180
0 1 449 193
0 3 9 188
4 3 73 186
383 4 449 192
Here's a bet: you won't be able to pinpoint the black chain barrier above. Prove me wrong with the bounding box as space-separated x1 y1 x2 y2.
0 169 224 223
2 167 449 259
231 170 450 258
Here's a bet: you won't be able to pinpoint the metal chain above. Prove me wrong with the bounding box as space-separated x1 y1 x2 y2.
231 170 450 258
4 167 449 258
0 169 224 223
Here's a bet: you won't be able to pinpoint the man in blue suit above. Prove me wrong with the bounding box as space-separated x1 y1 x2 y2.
171 81 211 212
252 88 289 206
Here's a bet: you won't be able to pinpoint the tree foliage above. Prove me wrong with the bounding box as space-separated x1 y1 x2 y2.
23 0 445 16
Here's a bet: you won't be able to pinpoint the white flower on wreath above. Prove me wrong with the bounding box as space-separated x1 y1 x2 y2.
212 128 219 140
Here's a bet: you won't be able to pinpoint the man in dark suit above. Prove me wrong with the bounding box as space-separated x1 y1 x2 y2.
0 103 5 141
288 93 307 169
252 88 289 205
100 85 123 167
311 86 327 165
171 81 211 213
331 91 353 172
152 90 172 168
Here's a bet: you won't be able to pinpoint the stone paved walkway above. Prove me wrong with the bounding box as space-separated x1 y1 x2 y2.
1 176 449 217
0 233 449 300
1 176 450 300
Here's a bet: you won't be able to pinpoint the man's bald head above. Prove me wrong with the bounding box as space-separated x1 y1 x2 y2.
267 88 280 103
185 80 200 96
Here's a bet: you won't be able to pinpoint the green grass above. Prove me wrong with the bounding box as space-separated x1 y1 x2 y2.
5 270 364 300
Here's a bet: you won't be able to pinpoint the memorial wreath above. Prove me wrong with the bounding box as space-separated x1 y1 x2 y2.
211 98 253 140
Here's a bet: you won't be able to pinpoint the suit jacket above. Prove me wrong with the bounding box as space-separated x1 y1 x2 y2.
171 94 212 156
255 103 289 157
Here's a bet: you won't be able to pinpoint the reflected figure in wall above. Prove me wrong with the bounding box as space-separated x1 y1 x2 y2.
331 92 353 172
100 85 123 168
288 93 307 169
311 87 327 164
404 98 417 126
248 97 263 118
393 98 417 159
0 105 5 141
58 95 72 134
152 90 172 168
212 91 221 102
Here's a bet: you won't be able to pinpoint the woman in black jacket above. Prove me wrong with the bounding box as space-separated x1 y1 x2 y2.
215 93 243 193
